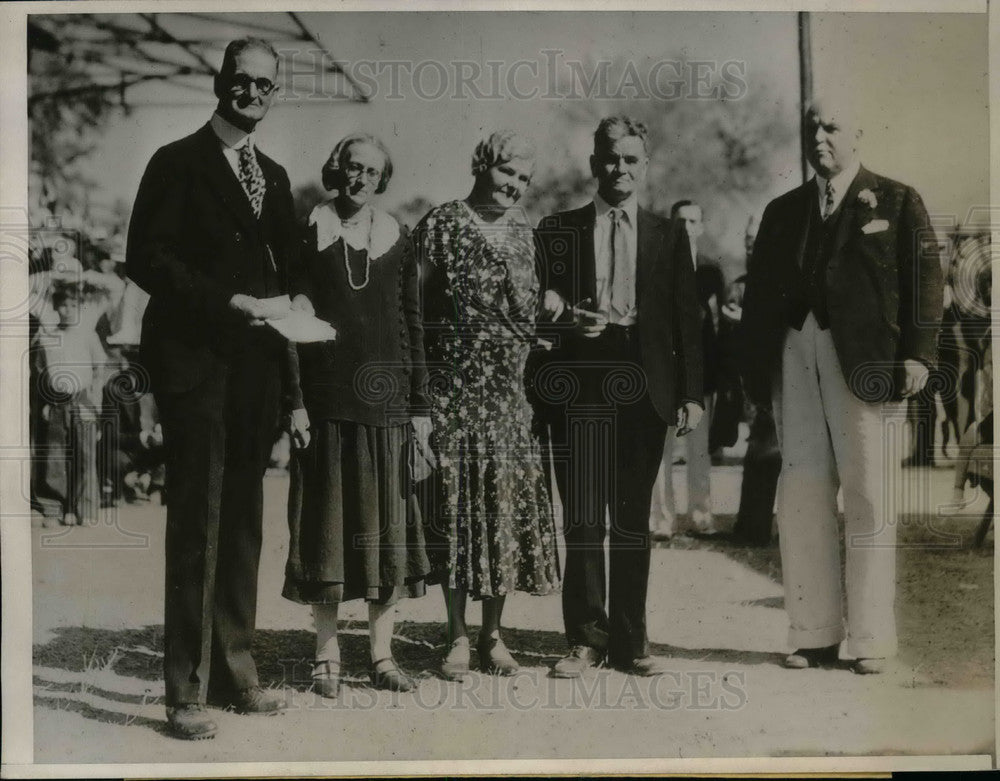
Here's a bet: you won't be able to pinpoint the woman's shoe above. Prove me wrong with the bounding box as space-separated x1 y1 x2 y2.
370 658 416 692
477 634 519 676
311 658 341 699
440 636 471 681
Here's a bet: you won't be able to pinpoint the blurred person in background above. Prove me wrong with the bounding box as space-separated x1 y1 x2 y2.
649 199 723 539
33 279 107 527
727 215 780 547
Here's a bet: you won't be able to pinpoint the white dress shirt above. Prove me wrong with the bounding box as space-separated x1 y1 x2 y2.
814 158 861 217
209 112 255 177
592 192 638 326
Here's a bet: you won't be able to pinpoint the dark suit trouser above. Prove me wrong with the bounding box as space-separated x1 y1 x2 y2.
155 344 280 707
549 328 667 664
732 407 780 545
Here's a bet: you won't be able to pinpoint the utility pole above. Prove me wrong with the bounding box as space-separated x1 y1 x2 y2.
798 11 813 184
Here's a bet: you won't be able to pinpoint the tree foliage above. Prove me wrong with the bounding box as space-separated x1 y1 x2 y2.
519 55 797 272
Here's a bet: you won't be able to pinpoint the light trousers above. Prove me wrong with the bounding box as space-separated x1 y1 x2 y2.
649 394 715 534
773 314 900 658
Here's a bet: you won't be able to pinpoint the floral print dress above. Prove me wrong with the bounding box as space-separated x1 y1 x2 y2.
416 200 560 599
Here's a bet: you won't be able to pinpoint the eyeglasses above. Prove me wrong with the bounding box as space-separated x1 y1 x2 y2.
344 162 383 181
228 73 278 96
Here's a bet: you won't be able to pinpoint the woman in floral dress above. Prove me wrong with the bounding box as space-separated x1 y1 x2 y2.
415 130 560 680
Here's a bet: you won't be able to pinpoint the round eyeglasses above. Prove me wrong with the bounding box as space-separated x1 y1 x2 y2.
345 162 383 182
228 73 278 96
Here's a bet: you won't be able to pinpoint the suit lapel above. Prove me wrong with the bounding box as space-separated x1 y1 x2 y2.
794 180 817 268
195 123 259 235
578 204 597 304
832 165 877 258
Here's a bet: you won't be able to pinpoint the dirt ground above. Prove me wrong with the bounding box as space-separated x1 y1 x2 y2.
28 464 995 766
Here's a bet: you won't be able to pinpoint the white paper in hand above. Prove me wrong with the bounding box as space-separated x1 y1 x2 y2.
258 295 292 320
267 310 337 343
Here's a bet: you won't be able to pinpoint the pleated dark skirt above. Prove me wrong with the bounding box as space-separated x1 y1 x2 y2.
283 420 429 605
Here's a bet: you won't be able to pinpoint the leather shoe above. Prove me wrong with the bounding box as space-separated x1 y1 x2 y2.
615 655 669 677
230 685 286 715
166 704 217 740
852 657 886 675
440 637 471 681
311 658 341 699
783 644 840 669
477 634 519 676
370 658 417 692
651 525 673 541
552 645 604 678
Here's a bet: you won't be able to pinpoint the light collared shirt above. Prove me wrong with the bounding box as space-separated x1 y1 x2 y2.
592 192 638 325
209 111 255 177
814 158 861 217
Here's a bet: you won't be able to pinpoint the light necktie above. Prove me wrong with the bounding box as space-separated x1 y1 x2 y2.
822 179 836 221
609 207 633 319
238 142 266 218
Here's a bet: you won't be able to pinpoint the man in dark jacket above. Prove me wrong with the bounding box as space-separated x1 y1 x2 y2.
534 116 703 678
127 37 310 739
740 95 942 675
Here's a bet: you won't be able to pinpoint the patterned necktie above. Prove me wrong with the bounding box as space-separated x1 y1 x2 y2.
238 142 266 218
609 208 633 318
822 179 836 221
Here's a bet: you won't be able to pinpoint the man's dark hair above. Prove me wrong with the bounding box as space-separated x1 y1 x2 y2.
51 282 79 310
670 199 701 218
593 115 648 155
219 37 278 77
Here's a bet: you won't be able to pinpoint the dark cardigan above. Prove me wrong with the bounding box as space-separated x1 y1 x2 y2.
287 221 429 426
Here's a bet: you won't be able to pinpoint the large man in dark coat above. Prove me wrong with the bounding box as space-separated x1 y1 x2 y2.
127 37 309 739
740 96 943 674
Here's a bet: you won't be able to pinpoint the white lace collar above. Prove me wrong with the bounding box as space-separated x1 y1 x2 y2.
308 200 400 259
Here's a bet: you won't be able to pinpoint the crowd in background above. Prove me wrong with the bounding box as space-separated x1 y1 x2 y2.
28 227 161 527
25 198 993 536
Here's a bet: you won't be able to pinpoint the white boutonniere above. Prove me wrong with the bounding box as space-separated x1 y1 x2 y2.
857 189 878 209
861 219 890 234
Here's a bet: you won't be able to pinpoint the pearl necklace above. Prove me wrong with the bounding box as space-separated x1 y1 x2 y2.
339 207 375 291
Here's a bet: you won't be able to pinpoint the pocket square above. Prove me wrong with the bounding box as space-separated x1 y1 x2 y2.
861 219 890 234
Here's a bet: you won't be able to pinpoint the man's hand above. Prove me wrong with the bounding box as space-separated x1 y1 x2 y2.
900 359 930 399
676 400 704 436
229 294 269 325
289 407 311 450
291 294 315 317
721 301 742 324
573 302 608 338
540 289 566 321
411 415 436 464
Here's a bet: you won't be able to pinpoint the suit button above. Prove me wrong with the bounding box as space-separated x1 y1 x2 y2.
235 232 242 242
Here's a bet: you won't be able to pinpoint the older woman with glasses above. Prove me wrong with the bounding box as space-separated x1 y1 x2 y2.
415 130 560 681
284 133 432 697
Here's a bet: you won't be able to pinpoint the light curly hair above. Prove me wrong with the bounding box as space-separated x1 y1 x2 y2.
471 130 536 178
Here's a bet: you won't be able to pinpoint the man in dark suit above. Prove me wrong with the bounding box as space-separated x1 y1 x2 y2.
534 116 703 677
127 38 309 739
650 199 726 537
740 96 943 674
